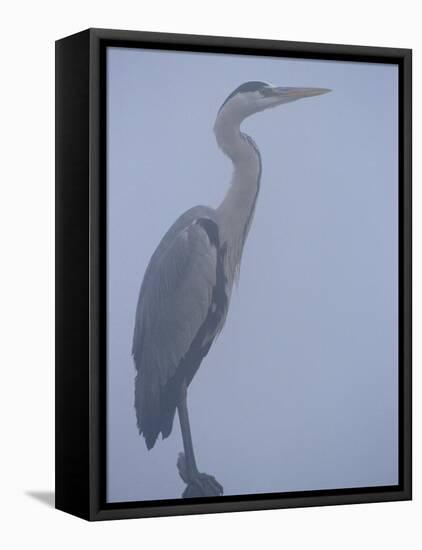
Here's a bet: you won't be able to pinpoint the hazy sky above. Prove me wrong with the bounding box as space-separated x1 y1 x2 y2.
106 46 398 503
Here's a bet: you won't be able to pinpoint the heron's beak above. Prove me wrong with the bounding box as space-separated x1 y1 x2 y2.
273 86 332 99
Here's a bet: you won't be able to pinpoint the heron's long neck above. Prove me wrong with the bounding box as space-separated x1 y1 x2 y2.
214 111 262 288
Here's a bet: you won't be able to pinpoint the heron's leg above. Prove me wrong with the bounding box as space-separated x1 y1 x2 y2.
177 381 198 477
176 380 223 497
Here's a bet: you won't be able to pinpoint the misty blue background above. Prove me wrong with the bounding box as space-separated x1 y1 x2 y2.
106 47 398 502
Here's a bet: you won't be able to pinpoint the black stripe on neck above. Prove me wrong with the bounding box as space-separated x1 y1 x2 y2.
239 133 262 250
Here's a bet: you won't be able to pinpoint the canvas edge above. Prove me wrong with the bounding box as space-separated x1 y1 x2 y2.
54 28 412 521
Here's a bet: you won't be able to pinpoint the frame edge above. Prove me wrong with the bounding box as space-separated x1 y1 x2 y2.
71 28 413 521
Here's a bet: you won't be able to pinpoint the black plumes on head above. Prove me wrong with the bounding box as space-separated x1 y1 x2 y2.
219 81 270 112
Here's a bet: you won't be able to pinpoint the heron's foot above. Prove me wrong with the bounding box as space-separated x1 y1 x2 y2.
182 471 224 498
177 452 223 498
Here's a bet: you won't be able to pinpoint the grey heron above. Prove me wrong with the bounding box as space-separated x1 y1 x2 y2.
132 81 330 498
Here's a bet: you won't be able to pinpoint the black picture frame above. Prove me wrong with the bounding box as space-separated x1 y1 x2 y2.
55 28 412 521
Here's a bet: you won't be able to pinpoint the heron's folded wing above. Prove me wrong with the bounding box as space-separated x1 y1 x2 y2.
132 219 218 387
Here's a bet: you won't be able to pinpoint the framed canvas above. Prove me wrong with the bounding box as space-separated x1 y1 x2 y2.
55 28 412 521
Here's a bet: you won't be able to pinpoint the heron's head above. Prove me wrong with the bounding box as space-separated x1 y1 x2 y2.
218 81 331 121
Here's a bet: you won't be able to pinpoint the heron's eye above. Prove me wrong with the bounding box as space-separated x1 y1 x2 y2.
260 87 277 98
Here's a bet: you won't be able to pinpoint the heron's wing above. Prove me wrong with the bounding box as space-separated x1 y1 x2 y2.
132 218 218 389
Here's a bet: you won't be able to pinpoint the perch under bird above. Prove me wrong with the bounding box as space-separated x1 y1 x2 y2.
132 81 331 497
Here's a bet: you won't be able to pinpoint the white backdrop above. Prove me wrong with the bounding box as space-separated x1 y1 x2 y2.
0 1 419 548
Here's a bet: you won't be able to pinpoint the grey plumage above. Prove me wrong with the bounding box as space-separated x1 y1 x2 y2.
132 207 227 449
